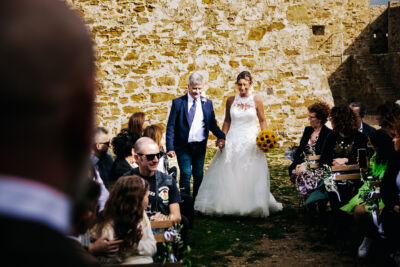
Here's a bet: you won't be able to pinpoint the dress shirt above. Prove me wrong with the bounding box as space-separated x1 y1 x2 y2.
358 123 363 133
187 93 205 142
0 175 71 234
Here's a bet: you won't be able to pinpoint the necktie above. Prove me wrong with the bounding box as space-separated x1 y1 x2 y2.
188 98 197 127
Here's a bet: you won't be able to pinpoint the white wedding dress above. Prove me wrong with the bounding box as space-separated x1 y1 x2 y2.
194 94 283 217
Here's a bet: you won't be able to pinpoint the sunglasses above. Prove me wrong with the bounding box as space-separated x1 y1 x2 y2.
137 152 163 161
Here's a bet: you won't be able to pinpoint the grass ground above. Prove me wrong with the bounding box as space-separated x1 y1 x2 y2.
184 148 382 267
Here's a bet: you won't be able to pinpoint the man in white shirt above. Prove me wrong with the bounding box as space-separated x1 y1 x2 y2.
166 72 225 198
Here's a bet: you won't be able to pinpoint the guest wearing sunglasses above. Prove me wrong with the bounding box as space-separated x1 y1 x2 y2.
91 127 114 188
124 137 182 223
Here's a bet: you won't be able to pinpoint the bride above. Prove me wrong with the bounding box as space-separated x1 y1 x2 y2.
194 71 283 217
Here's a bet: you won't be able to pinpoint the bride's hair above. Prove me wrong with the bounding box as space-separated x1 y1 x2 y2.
236 71 252 85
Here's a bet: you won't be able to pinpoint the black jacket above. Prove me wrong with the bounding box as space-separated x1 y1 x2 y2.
288 125 332 175
319 131 368 166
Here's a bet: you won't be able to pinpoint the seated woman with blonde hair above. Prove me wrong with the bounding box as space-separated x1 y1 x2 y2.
90 175 156 265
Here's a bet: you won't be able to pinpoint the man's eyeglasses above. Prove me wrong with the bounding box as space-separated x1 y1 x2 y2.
137 152 163 161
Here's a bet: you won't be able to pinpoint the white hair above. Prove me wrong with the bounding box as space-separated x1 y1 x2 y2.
188 72 204 86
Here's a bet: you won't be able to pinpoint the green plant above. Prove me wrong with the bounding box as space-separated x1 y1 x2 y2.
156 223 192 266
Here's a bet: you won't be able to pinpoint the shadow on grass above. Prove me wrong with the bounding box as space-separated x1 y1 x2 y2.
189 149 298 266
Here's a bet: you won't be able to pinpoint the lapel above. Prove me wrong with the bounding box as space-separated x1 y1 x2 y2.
183 94 189 125
201 96 209 125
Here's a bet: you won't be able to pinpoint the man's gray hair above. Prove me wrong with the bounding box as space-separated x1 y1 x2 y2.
188 72 204 86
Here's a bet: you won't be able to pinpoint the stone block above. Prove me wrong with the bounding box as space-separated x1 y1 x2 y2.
122 106 142 114
130 94 147 102
207 87 224 98
156 76 176 86
124 81 139 90
150 92 176 103
248 27 267 41
286 5 310 22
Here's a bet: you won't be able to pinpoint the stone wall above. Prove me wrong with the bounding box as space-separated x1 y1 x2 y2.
389 1 400 52
65 0 387 147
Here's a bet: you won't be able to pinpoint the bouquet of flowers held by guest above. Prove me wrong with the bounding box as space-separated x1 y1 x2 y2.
256 130 278 153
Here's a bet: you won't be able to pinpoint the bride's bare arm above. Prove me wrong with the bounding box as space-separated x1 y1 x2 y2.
254 96 267 131
222 96 234 135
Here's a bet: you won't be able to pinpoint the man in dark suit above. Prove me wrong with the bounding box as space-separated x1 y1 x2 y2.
166 72 225 198
349 102 376 137
0 0 98 266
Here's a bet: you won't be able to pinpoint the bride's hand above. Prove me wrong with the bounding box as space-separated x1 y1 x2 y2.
217 139 225 150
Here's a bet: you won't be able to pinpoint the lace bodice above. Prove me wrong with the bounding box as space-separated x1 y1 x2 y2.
229 95 258 137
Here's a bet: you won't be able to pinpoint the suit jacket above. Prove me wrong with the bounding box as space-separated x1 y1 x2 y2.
166 94 225 152
362 122 376 137
0 216 99 267
288 125 332 175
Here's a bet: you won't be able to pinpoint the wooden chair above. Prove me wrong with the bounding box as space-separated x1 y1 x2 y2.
150 220 174 243
308 155 320 169
331 164 363 180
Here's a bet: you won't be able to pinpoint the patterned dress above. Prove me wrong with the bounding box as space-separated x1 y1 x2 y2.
291 135 320 197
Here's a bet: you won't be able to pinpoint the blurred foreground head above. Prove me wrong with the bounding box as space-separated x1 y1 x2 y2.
0 0 96 195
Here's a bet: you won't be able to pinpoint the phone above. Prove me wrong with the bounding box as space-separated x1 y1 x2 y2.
358 148 367 169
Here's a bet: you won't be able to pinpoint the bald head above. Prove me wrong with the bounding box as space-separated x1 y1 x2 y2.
134 137 159 154
0 0 95 193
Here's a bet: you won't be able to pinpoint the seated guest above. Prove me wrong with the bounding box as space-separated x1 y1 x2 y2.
340 129 394 258
68 179 102 267
143 124 177 178
126 137 182 223
349 102 376 137
289 102 331 187
109 129 140 188
143 124 168 174
319 106 368 231
289 102 332 222
128 112 150 137
79 166 121 258
381 113 400 264
91 127 114 187
124 138 195 245
91 175 156 265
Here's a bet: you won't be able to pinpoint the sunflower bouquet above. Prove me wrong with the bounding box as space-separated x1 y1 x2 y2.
256 130 278 153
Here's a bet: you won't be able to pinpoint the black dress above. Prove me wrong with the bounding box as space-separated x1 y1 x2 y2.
319 130 368 210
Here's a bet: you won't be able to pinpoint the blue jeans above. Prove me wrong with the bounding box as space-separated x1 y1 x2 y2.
176 141 206 198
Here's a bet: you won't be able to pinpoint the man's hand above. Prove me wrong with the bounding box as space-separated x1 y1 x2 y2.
88 237 123 257
167 150 176 158
217 139 225 150
150 212 168 221
332 158 348 166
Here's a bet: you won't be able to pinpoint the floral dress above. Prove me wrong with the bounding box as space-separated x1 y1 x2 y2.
291 135 320 197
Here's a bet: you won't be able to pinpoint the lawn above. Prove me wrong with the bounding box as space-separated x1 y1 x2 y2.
185 148 378 267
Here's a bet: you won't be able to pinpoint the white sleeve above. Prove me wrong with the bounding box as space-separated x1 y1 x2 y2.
137 213 157 257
